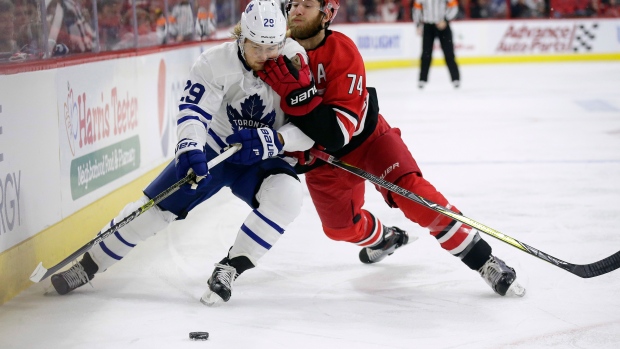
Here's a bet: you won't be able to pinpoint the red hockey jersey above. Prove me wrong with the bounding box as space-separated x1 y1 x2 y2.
289 30 379 160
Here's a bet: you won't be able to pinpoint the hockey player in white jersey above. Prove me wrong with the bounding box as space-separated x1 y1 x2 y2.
51 0 315 306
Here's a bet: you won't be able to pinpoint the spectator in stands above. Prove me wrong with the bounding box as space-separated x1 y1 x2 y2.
0 0 18 61
153 0 176 44
490 0 507 17
363 0 381 21
345 0 362 21
471 0 493 18
13 0 33 35
134 6 157 41
13 0 43 56
511 0 532 17
195 0 216 40
114 5 160 49
520 0 545 17
149 0 166 24
98 0 123 50
583 0 601 16
603 0 619 16
214 0 233 26
170 0 195 42
46 0 96 53
380 0 400 21
532 0 546 17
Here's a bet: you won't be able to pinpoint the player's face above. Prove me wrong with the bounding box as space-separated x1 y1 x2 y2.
287 0 325 39
243 40 281 71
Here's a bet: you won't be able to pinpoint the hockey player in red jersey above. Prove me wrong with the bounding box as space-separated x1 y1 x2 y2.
258 0 525 296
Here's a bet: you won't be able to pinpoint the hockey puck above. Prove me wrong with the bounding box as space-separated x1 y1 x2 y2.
189 332 209 340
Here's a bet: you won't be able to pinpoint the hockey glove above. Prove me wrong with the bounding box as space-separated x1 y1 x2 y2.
226 127 283 166
285 150 316 167
175 138 212 194
257 53 322 116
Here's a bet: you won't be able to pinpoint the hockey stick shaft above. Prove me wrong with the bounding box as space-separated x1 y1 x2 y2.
29 144 241 283
310 149 620 278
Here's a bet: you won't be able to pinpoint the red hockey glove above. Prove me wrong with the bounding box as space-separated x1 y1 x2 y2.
257 53 322 116
285 150 316 167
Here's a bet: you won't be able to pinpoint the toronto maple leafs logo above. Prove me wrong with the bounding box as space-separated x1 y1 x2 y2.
245 2 253 13
227 93 276 133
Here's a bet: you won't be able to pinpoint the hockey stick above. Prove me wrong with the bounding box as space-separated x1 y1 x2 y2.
310 148 620 279
29 144 241 283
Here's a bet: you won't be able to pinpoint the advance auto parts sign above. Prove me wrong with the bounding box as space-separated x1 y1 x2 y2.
496 22 600 54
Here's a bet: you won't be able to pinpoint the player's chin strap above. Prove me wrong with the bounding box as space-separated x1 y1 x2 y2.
29 144 242 284
309 148 620 279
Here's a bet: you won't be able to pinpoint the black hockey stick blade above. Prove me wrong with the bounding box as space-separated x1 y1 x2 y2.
310 149 620 279
29 144 241 283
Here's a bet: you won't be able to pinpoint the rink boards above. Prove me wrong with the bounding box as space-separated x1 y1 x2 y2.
0 17 619 305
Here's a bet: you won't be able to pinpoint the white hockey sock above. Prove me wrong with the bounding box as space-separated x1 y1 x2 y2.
89 196 176 272
228 174 302 264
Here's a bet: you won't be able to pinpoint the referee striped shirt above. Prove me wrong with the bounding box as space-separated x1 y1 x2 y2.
413 0 459 25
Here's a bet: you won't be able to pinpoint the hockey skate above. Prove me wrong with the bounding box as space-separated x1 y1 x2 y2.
478 255 526 297
359 226 411 264
200 256 254 306
51 253 97 295
200 263 238 306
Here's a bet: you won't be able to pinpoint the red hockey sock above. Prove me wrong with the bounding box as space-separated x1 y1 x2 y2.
391 174 491 269
322 209 384 247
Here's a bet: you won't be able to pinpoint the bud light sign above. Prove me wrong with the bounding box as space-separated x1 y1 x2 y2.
356 28 402 57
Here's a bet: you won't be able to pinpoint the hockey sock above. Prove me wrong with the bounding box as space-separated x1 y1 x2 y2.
391 174 492 268
323 210 384 247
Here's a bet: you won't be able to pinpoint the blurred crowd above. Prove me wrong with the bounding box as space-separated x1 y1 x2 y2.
1 0 618 64
341 0 620 22
1 0 225 62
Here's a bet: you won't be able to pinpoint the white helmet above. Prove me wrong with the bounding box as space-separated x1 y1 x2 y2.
240 0 287 45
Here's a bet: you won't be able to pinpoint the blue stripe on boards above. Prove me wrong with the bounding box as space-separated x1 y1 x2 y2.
240 224 272 250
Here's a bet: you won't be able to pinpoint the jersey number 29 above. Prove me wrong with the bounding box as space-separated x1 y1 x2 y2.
181 80 205 104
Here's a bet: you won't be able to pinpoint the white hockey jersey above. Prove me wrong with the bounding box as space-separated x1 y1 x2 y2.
176 38 313 155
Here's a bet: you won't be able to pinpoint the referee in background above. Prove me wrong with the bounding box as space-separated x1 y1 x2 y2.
413 0 460 89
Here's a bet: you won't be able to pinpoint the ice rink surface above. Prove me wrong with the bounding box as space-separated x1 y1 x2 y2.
2 61 620 349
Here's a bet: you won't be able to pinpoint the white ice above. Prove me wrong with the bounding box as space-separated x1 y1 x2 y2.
2 62 620 349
